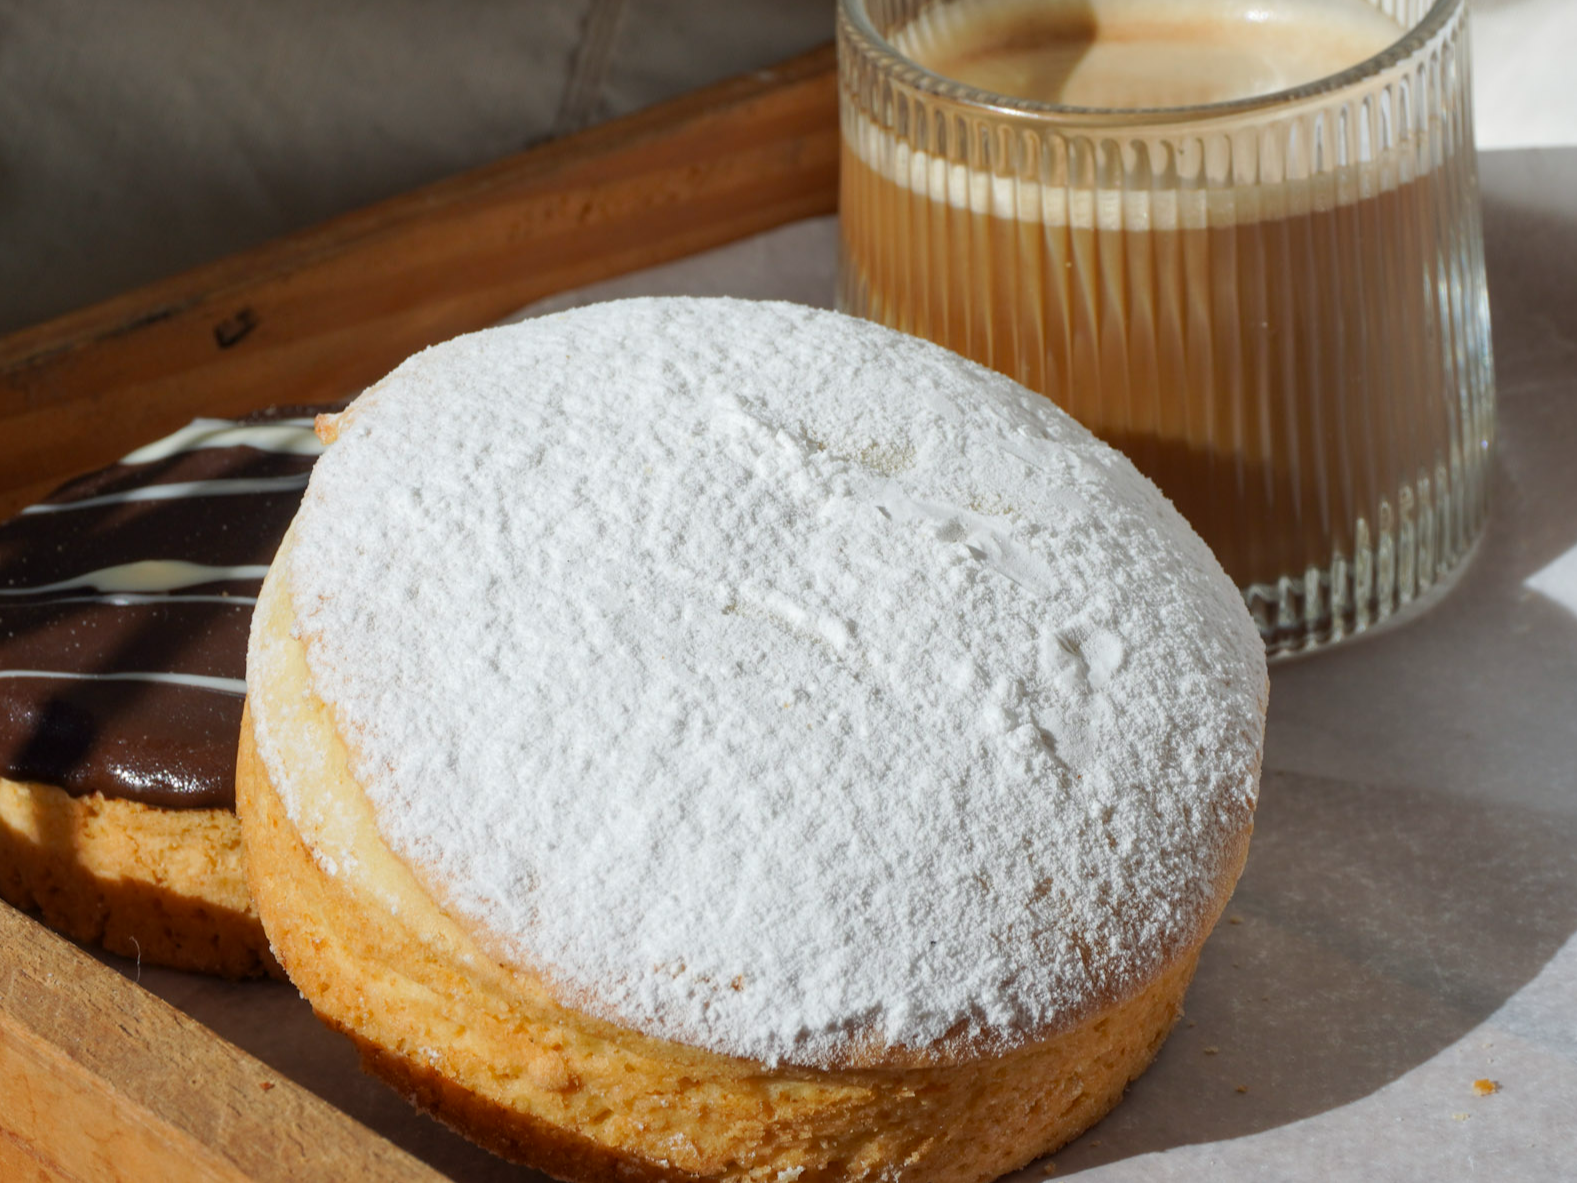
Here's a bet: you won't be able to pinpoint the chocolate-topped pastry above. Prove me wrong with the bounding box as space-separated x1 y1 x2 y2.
0 409 331 976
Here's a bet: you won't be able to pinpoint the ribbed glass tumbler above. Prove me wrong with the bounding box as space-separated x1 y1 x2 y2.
838 0 1495 657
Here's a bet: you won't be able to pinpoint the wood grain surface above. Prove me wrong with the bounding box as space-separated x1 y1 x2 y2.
0 44 838 1179
0 903 444 1183
0 43 837 520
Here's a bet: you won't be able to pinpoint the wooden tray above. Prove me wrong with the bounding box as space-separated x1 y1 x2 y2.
0 45 836 1182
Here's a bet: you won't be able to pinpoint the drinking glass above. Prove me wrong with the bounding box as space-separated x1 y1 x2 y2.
838 0 1495 656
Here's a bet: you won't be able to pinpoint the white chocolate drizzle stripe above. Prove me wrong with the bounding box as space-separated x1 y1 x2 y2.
8 593 258 607
0 561 272 597
119 419 323 464
0 670 246 696
22 475 310 515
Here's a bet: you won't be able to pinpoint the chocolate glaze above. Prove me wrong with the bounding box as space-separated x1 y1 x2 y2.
0 407 335 809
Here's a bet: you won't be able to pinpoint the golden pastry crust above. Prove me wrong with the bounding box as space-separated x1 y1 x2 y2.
238 559 1233 1181
0 776 278 978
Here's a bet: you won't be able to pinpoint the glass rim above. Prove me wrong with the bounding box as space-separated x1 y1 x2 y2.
837 0 1462 125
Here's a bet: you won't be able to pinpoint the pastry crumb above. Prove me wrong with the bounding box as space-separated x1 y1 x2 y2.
1473 1078 1499 1096
314 412 344 445
258 1081 275 1092
1451 1113 1470 1121
1235 1084 1249 1094
1228 915 1243 925
1203 1046 1219 1055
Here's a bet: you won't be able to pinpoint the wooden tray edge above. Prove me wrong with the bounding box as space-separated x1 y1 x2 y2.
0 43 838 516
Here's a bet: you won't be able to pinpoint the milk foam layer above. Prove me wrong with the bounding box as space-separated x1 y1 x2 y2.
850 0 1439 228
845 104 1439 229
898 0 1402 109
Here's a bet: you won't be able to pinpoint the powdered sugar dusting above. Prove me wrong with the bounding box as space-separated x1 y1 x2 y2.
275 299 1266 1066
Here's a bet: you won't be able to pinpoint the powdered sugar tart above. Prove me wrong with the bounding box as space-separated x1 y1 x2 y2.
238 298 1267 1182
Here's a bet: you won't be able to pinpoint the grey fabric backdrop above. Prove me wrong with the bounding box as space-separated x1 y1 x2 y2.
0 1 832 336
